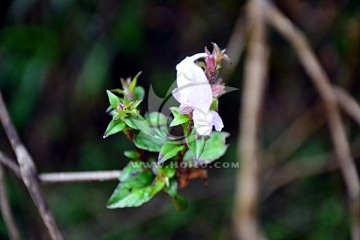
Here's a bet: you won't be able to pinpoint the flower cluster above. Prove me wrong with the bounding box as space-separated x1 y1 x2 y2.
172 43 230 136
103 43 230 211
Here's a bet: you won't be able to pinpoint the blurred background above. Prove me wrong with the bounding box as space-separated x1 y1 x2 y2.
0 0 359 239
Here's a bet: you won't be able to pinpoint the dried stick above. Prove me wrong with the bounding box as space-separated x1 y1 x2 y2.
0 92 63 240
265 4 360 240
39 171 121 184
262 103 325 170
233 0 268 239
0 152 121 184
263 152 336 199
0 164 20 240
334 87 360 126
264 140 360 200
223 7 247 81
0 151 21 179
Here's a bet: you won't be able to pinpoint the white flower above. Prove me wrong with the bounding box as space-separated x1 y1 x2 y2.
193 109 224 136
173 53 212 114
172 53 224 136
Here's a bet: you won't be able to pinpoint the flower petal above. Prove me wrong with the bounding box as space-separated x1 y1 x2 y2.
179 104 193 114
211 111 224 132
193 109 213 136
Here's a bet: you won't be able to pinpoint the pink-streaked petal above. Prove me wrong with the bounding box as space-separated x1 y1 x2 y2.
172 88 187 104
179 104 193 114
211 111 224 132
211 83 225 97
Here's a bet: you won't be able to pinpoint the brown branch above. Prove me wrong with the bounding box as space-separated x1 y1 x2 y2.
0 164 20 240
233 0 269 239
262 103 325 170
0 92 63 240
0 151 21 179
263 152 336 200
0 152 121 184
223 7 247 81
265 4 360 240
263 139 360 200
39 171 121 184
335 87 360 127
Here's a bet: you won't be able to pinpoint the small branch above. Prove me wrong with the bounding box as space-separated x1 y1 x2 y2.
0 92 63 240
39 171 121 184
0 164 20 240
0 152 121 184
262 103 325 170
0 151 21 179
233 0 269 239
334 87 360 127
263 152 336 200
223 7 247 81
265 4 360 240
264 140 360 200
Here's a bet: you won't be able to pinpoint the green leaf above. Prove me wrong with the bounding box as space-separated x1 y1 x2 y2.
107 160 165 209
118 160 146 181
103 119 126 138
134 132 165 152
158 141 185 164
170 113 191 127
124 150 141 159
146 112 169 135
156 164 176 179
165 179 188 211
134 86 145 100
130 100 142 110
184 132 229 164
124 115 151 134
171 194 188 211
123 95 130 107
129 71 142 94
210 98 219 111
116 110 128 119
107 178 164 209
106 90 120 109
162 165 176 178
186 133 206 161
170 107 179 117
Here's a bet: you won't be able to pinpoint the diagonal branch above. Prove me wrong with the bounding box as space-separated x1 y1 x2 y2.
334 87 360 127
223 7 247 81
0 151 21 179
0 164 20 240
0 92 63 240
262 102 325 170
265 4 360 240
233 0 269 239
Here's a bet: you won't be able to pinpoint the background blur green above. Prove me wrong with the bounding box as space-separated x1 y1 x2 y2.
0 0 359 239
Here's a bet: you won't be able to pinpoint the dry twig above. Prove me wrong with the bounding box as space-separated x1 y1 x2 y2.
0 92 63 240
0 164 20 240
233 0 269 239
335 87 360 127
0 151 21 179
223 7 247 81
0 151 121 184
265 4 360 239
39 171 121 184
262 103 325 170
